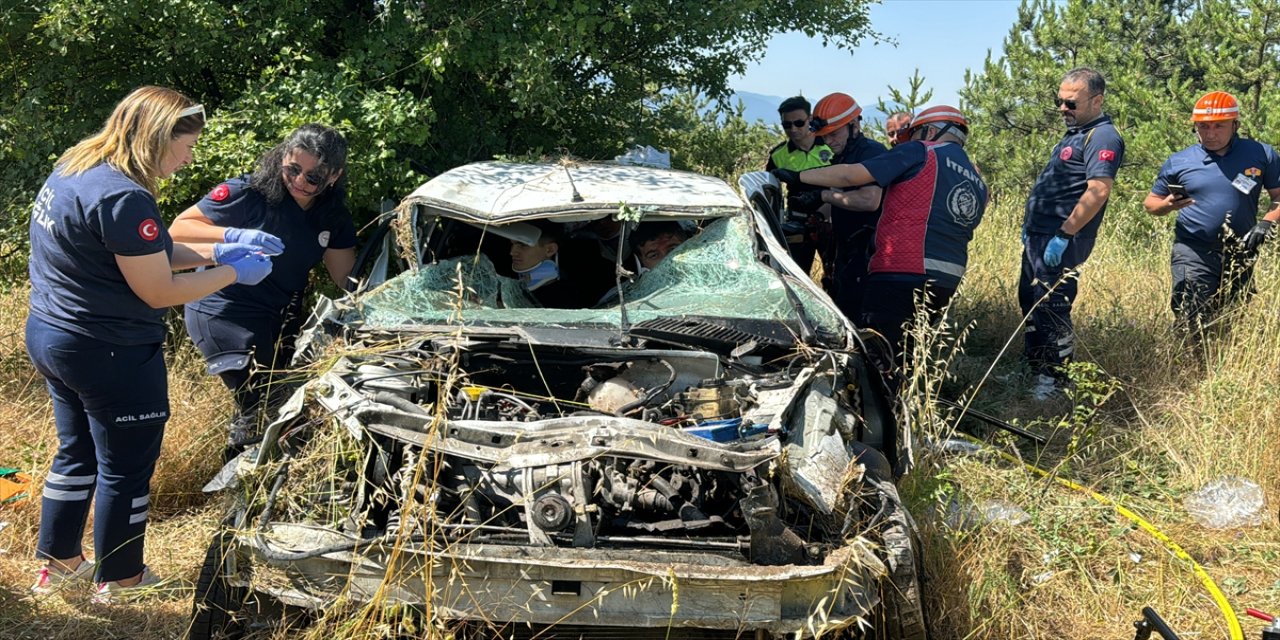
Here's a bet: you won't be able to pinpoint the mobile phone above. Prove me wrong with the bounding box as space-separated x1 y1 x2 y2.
1167 183 1189 199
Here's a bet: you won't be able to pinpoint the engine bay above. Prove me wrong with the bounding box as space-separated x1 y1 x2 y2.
270 336 880 565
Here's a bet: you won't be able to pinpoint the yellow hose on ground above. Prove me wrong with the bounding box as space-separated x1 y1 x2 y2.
965 436 1244 640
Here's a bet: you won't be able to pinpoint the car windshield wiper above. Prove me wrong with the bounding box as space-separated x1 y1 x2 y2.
772 270 817 345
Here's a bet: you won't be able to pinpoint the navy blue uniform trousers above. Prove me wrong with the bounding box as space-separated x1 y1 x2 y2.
859 275 956 371
1019 232 1096 377
25 314 165 582
184 295 307 428
1171 240 1254 332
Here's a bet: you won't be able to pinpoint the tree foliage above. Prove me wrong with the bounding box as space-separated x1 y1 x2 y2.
0 0 876 274
962 0 1280 242
870 68 934 139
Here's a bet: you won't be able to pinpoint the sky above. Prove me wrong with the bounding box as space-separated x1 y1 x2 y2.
730 0 1024 119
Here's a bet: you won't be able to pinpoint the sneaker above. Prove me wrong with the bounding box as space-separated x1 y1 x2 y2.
91 565 164 604
1030 374 1061 401
31 557 95 595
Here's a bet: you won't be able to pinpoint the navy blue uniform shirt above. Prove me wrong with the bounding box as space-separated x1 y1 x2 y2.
29 163 173 345
862 140 988 287
830 133 888 235
1151 136 1280 246
1024 114 1125 238
188 176 357 318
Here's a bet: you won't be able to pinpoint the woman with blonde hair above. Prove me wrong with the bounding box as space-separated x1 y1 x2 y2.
25 85 273 602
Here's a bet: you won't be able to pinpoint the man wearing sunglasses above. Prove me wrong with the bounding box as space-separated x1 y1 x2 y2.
766 96 833 174
1021 67 1124 400
766 96 833 274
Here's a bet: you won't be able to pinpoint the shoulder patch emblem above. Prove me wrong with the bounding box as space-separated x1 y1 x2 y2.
138 218 160 242
210 184 231 202
1245 167 1262 178
1059 147 1073 161
819 150 832 163
1098 149 1116 162
318 231 331 247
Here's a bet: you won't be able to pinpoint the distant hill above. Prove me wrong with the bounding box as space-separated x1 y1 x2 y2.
730 90 888 127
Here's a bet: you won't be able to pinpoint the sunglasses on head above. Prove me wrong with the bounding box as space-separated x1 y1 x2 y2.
1054 96 1091 110
283 163 326 187
781 118 809 129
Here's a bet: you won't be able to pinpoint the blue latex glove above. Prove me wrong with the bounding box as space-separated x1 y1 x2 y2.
223 227 284 256
1043 233 1070 268
211 242 261 266
225 253 273 285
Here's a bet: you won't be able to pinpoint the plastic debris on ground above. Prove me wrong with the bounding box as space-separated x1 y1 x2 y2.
0 468 31 504
941 497 1029 530
926 437 985 456
1183 476 1266 530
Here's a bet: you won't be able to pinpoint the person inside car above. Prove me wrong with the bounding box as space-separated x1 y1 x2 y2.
632 221 691 272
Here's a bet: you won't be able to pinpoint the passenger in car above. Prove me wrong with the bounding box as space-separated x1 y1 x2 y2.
169 124 357 461
632 221 691 271
510 220 580 308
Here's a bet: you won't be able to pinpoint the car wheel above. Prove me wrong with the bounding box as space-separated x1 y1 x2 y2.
873 508 927 640
188 530 246 640
849 444 928 640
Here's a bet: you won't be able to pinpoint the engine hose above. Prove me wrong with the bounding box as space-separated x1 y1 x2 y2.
960 434 1243 640
615 358 677 417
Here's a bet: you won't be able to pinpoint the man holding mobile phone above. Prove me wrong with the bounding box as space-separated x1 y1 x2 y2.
1143 91 1280 337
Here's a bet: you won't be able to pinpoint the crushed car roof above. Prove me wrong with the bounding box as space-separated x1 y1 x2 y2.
401 161 747 224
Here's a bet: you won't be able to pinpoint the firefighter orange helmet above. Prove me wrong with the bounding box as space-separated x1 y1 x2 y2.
902 105 969 144
811 93 862 137
1191 91 1239 122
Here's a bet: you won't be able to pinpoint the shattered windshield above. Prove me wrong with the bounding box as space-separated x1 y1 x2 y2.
358 216 844 336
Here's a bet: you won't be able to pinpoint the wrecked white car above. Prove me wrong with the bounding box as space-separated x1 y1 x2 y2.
190 162 925 639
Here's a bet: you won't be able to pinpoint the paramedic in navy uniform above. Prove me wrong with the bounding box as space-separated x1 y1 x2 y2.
25 86 273 601
169 124 357 459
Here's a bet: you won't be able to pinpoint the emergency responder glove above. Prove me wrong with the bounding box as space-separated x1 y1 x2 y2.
225 253 273 285
1241 219 1274 253
1043 230 1072 268
223 228 285 256
211 242 261 266
770 168 804 188
788 188 825 214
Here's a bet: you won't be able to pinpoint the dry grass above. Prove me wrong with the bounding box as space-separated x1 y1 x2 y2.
911 199 1280 639
0 288 230 639
0 195 1278 639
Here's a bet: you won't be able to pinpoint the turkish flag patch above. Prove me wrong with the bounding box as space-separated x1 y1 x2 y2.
210 183 231 202
1098 149 1116 162
138 218 159 241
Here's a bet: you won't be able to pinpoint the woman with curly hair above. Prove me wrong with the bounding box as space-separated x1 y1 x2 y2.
169 124 357 459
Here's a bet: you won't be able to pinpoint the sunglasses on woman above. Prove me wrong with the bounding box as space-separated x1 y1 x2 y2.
283 163 326 187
